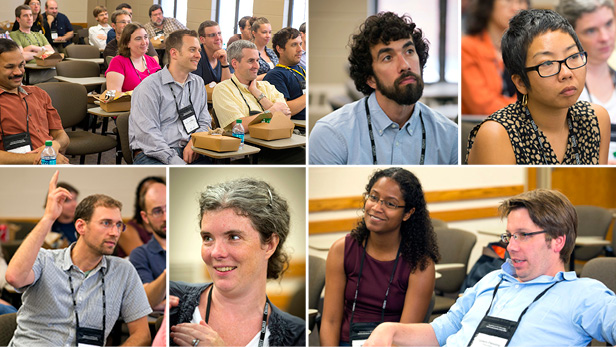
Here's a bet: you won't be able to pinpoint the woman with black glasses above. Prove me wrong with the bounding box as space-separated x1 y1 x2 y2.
466 9 610 164
320 168 439 346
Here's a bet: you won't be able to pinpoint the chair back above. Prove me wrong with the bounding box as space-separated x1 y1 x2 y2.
434 228 477 293
581 257 616 293
116 114 132 164
575 205 613 260
77 29 89 44
308 255 326 330
37 82 87 128
431 218 448 230
55 60 100 78
0 312 17 346
65 44 100 59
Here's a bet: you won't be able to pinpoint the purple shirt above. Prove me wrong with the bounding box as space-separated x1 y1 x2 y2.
106 55 161 92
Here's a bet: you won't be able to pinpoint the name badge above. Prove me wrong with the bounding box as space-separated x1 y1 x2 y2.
51 31 58 40
4 132 32 154
76 326 104 347
468 315 518 347
300 80 306 94
178 104 199 134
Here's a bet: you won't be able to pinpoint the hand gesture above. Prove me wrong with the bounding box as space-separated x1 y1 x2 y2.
171 321 226 346
213 49 228 65
44 171 72 222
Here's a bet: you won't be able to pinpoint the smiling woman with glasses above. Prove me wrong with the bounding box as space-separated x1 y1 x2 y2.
320 168 439 346
467 9 611 165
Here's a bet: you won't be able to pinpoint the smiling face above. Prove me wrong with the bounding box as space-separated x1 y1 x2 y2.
277 35 303 66
127 28 149 57
200 208 277 295
506 208 565 282
0 49 25 93
171 35 201 73
77 206 123 256
252 23 272 46
574 6 615 65
513 30 586 111
201 25 223 52
364 177 412 235
232 48 259 84
367 37 424 106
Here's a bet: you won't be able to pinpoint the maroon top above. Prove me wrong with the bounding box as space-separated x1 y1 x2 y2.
116 219 152 258
341 233 412 342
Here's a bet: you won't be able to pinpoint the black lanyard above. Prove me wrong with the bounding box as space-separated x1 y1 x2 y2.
0 93 30 138
169 82 194 114
18 30 43 46
68 269 106 335
524 106 580 164
129 56 151 82
350 238 401 326
231 78 264 115
205 286 269 347
365 97 425 164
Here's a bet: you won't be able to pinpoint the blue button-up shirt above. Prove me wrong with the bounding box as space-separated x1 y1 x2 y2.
309 92 458 164
431 261 616 346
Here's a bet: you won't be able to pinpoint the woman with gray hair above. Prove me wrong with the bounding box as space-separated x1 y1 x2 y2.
169 178 305 346
556 0 616 125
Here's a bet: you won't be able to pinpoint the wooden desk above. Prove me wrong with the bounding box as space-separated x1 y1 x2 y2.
65 57 104 64
55 76 106 87
24 63 54 85
192 144 261 164
244 134 306 150
87 107 129 135
292 119 306 128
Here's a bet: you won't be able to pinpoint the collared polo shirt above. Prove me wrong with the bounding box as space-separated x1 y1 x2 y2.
129 237 166 284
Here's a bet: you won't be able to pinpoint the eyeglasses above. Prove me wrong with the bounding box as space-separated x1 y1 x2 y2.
365 194 405 210
204 32 222 38
500 230 546 244
146 206 166 218
97 219 126 232
116 20 131 25
525 51 587 78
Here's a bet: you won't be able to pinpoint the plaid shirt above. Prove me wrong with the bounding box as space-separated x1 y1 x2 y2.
144 17 187 40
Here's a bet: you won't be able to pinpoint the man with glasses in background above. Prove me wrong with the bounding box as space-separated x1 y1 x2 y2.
129 180 166 311
103 9 159 67
192 20 233 85
364 189 616 346
5 171 152 346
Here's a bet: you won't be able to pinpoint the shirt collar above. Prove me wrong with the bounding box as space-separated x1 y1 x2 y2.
160 65 194 88
60 243 108 274
146 237 165 254
231 74 250 89
367 92 420 137
0 86 28 96
500 259 577 284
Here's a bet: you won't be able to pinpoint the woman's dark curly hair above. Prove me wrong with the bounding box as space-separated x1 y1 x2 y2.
133 176 166 223
198 178 290 280
350 168 440 272
348 12 429 95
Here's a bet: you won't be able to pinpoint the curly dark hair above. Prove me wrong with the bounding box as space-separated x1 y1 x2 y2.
350 168 440 272
348 12 429 95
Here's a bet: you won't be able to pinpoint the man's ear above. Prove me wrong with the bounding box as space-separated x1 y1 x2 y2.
231 58 239 70
75 219 87 237
140 210 150 227
366 75 376 90
511 74 528 96
199 36 205 45
275 44 283 56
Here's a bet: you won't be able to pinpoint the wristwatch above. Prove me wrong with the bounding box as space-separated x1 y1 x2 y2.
257 93 266 102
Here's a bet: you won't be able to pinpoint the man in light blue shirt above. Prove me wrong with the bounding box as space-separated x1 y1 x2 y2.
365 189 616 346
309 12 457 165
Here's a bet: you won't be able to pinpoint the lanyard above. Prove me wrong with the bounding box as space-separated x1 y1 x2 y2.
205 285 269 347
483 278 561 320
524 105 580 165
129 56 151 82
169 82 194 114
18 30 43 47
231 78 264 114
365 97 425 165
68 268 106 334
275 64 306 79
350 238 401 326
0 93 30 138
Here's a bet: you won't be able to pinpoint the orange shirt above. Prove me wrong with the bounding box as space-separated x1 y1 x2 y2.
0 86 63 151
461 31 516 115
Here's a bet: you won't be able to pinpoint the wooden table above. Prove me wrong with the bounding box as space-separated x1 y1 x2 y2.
87 107 129 135
244 134 306 150
55 76 106 87
24 63 54 85
192 144 261 164
65 57 104 64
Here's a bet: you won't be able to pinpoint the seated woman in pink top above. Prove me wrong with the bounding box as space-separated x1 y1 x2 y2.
106 23 161 92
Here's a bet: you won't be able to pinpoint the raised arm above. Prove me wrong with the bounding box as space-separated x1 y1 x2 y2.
5 171 71 288
319 237 347 347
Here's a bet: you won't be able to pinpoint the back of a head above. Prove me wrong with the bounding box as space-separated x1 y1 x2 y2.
501 9 583 100
0 38 20 56
116 2 131 11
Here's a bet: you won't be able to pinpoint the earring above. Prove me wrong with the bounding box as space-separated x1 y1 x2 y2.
522 94 528 107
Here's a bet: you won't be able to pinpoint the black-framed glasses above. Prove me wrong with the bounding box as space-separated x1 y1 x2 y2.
500 230 547 244
204 32 222 38
525 51 587 78
365 194 405 210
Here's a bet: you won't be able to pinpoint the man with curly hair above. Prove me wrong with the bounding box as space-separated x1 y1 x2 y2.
309 12 458 165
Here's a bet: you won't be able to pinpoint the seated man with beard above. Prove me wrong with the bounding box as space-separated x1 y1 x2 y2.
309 12 458 165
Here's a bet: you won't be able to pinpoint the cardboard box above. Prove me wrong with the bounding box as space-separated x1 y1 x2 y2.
192 132 241 152
248 111 294 140
97 91 132 112
205 82 216 102
34 51 63 67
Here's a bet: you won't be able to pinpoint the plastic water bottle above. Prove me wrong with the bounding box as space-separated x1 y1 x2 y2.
41 140 57 165
232 119 245 149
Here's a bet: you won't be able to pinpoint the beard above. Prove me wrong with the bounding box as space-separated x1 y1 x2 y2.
374 70 424 105
152 224 166 239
